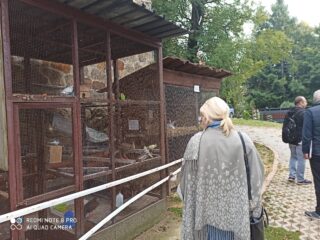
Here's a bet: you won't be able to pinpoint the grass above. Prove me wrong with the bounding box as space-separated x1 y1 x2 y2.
168 207 182 218
265 227 300 240
233 118 282 128
255 142 274 177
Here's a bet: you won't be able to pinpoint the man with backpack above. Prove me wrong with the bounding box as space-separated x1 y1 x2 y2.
282 96 311 184
303 90 320 219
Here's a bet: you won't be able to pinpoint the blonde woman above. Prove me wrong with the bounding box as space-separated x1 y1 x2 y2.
178 97 264 240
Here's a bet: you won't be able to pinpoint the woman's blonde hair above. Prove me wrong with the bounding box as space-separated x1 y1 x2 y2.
200 97 234 136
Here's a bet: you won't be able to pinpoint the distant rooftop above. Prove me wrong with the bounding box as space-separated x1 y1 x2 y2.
163 57 232 79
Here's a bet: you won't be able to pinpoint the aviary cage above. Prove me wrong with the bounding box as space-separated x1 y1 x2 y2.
0 0 186 239
116 57 231 164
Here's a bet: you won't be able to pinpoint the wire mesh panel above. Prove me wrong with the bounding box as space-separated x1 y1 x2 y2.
80 105 113 232
118 65 159 101
114 172 162 222
114 49 162 220
18 108 74 201
81 105 110 189
77 22 110 103
115 103 161 164
199 90 217 108
0 170 9 215
9 0 74 96
113 102 162 222
77 21 114 232
0 222 10 240
165 85 199 162
165 85 217 162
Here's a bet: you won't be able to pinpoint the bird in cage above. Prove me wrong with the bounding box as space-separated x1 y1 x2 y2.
167 120 176 129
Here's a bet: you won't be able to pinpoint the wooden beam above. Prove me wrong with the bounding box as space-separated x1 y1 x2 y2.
0 9 8 172
0 3 20 239
163 68 222 90
157 47 167 199
106 32 116 212
72 19 84 237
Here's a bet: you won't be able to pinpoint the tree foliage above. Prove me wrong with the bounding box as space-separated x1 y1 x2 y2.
152 0 320 111
247 0 320 108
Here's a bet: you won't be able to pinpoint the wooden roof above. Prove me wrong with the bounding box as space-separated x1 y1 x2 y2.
54 0 187 39
163 57 232 79
9 0 186 65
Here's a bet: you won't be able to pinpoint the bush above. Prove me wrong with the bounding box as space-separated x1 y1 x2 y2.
280 101 294 109
242 110 251 120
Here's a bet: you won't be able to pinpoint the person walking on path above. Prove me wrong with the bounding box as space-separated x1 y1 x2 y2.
178 97 264 240
283 96 311 184
303 90 320 219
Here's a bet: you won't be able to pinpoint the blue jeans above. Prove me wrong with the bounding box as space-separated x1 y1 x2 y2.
289 144 306 182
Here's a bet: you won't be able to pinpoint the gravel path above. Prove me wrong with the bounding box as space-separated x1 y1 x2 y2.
238 126 320 240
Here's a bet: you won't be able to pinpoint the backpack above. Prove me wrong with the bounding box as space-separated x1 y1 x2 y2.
282 109 301 145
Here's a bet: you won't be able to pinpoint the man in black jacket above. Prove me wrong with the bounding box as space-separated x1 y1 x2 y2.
303 90 320 219
286 96 311 184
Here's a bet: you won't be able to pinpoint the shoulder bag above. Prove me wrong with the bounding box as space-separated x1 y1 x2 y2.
238 132 268 240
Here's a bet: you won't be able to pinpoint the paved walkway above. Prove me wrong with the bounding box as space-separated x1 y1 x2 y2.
238 126 320 240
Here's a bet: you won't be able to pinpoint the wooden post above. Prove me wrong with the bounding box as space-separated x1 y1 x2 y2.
0 8 8 173
1 0 20 239
113 60 122 146
195 93 199 125
72 19 84 237
106 32 116 213
157 47 167 198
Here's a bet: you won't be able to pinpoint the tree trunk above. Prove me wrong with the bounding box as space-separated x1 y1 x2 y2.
187 0 205 62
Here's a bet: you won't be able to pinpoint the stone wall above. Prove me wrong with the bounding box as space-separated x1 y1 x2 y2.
133 0 152 10
118 52 155 79
11 51 155 95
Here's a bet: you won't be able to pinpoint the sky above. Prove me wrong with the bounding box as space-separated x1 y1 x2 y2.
258 0 320 27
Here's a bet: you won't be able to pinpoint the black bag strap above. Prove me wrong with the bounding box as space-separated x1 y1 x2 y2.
238 132 269 227
289 108 303 121
263 208 269 227
238 132 252 201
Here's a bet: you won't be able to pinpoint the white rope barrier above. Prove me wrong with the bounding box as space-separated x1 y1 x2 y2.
79 168 181 240
0 159 182 224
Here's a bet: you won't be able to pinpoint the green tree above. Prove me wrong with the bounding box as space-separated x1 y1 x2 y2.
247 0 296 108
290 23 320 100
153 0 256 111
153 0 297 112
247 0 320 108
221 5 291 110
152 0 253 63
